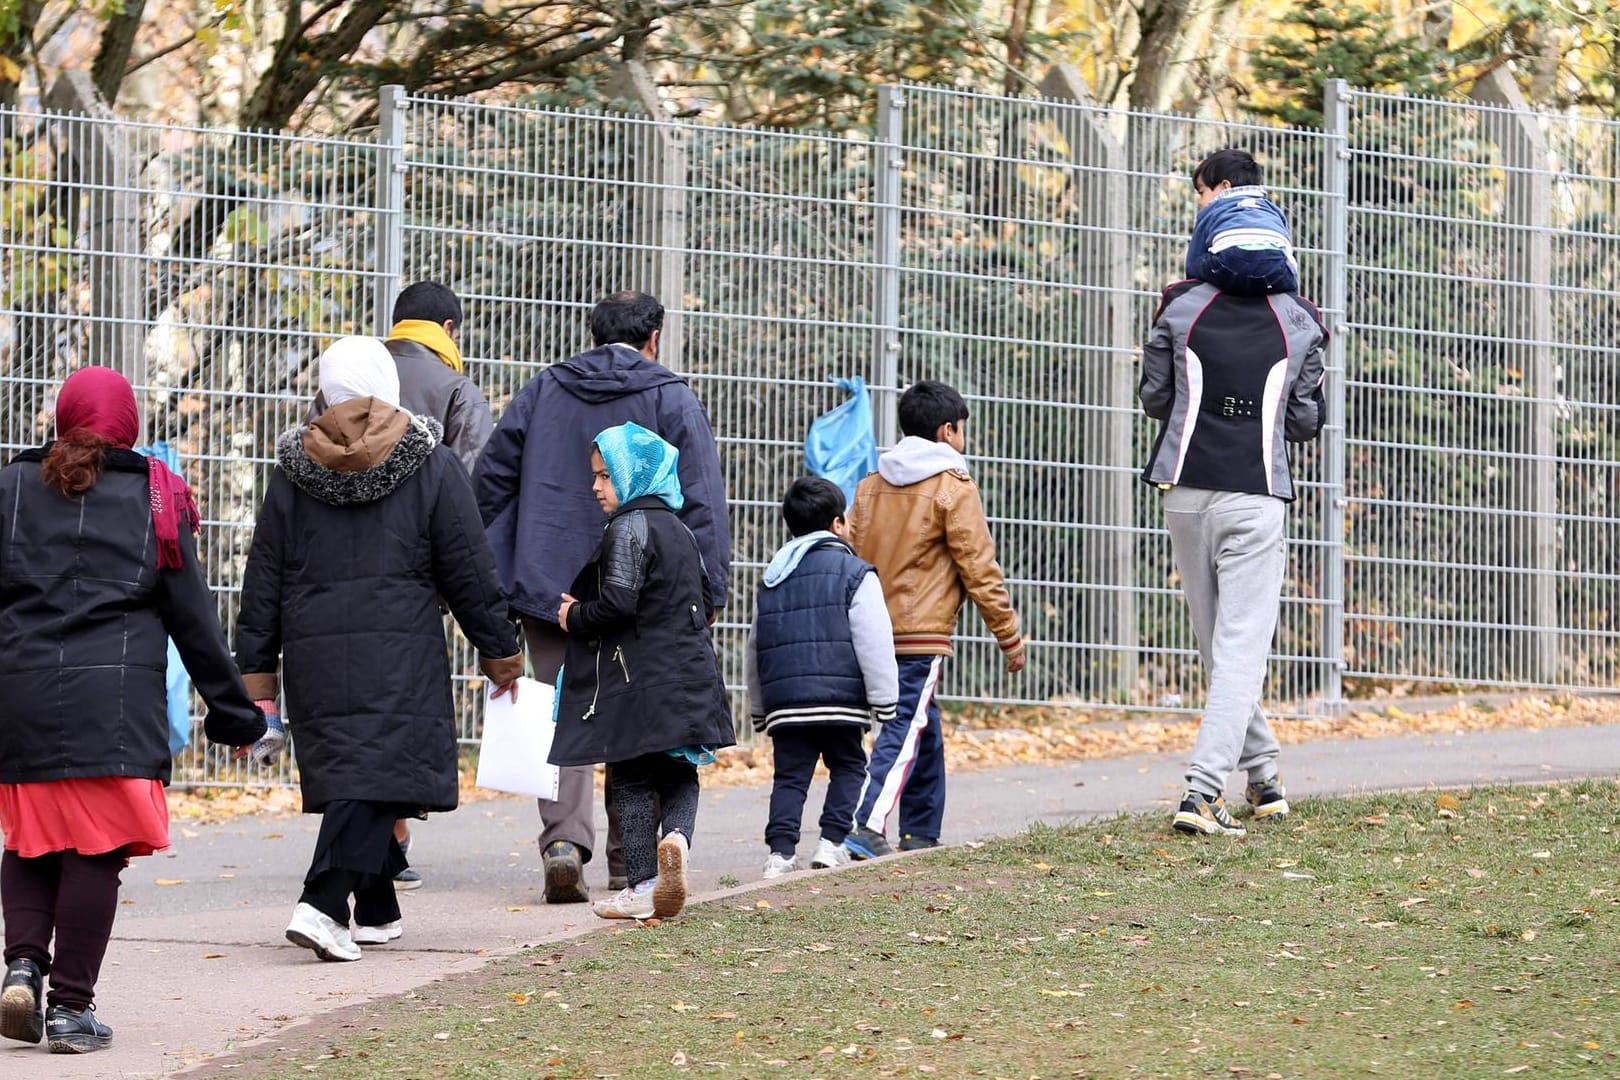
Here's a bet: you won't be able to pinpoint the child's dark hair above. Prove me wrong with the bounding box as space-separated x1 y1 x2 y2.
1192 148 1262 190
392 281 463 329
898 380 968 440
590 291 665 348
782 476 845 537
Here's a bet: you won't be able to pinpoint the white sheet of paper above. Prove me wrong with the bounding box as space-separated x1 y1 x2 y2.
476 676 561 801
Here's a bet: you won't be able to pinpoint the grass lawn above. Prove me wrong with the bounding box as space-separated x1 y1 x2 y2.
201 782 1619 1079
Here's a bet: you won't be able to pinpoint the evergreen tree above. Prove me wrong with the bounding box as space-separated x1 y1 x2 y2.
1249 2 1452 127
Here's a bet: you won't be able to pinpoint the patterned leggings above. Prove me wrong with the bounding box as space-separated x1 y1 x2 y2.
608 753 699 888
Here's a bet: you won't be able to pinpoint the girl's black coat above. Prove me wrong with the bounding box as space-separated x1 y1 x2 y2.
553 496 735 766
235 425 518 813
0 449 265 784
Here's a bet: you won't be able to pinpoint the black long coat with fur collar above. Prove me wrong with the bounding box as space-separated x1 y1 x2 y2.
236 414 518 813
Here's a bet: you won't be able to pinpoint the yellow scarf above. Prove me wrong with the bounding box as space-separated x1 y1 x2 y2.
387 319 464 374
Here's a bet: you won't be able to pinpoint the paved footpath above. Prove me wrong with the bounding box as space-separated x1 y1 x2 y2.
2 723 1616 1078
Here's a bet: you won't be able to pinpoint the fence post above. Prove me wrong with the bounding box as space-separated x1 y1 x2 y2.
1471 68 1559 684
1320 80 1352 713
609 62 688 370
872 85 904 448
45 73 146 437
374 85 407 337
1039 63 1137 702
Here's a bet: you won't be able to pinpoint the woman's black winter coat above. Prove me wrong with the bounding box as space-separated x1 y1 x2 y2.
235 418 518 813
553 496 735 767
0 449 265 784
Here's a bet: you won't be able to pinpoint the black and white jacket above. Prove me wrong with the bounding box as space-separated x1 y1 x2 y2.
1139 280 1329 500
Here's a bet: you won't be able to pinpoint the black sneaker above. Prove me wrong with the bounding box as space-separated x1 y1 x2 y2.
542 840 589 903
898 834 941 851
607 874 629 892
392 867 424 891
1245 777 1290 819
1172 790 1247 837
1 958 43 1044
843 825 894 860
45 1004 112 1054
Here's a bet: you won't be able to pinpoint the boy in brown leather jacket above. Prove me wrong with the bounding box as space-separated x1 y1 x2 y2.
842 380 1025 858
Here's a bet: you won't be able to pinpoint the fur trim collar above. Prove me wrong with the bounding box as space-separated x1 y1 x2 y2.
277 416 443 506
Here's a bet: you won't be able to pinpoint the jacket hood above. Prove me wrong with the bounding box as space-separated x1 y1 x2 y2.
278 399 444 506
551 344 684 404
762 531 844 588
877 436 969 486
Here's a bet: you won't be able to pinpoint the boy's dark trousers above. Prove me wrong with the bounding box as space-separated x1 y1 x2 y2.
852 656 945 842
765 725 868 856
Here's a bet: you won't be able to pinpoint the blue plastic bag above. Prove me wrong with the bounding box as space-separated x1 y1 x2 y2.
135 441 195 757
804 377 878 507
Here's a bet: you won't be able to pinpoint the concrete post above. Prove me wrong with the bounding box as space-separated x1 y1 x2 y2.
607 61 687 371
46 71 146 438
1319 80 1352 713
1039 63 1138 702
1471 67 1560 684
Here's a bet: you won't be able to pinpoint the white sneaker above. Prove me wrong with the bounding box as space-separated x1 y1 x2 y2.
284 903 362 962
592 880 656 920
352 920 403 945
762 852 799 879
811 837 852 869
652 832 689 918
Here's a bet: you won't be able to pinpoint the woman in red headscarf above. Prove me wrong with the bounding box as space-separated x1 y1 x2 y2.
0 367 266 1056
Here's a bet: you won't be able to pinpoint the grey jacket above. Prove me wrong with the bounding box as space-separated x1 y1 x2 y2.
312 339 493 475
1139 280 1328 501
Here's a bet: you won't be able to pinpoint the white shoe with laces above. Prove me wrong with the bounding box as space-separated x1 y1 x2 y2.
810 837 852 869
762 852 799 879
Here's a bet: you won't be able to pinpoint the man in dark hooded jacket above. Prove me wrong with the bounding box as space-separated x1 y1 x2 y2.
474 291 731 903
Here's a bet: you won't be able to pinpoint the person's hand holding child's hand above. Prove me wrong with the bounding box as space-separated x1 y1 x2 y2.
480 653 525 701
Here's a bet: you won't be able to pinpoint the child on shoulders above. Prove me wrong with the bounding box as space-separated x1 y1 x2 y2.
1185 147 1299 297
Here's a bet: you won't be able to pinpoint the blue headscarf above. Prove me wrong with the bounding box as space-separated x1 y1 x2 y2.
593 421 684 511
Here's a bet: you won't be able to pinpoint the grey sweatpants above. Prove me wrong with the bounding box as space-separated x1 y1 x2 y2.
1163 486 1286 799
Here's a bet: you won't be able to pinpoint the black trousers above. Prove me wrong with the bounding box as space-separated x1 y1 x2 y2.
765 725 868 856
607 753 699 889
2 848 125 1009
299 800 408 927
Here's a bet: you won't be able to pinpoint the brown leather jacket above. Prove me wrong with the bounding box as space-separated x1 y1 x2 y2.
848 451 1022 660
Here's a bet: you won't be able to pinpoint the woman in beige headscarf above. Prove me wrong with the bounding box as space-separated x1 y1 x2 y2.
236 337 522 962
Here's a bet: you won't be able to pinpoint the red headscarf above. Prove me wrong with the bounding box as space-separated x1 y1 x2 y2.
56 366 199 570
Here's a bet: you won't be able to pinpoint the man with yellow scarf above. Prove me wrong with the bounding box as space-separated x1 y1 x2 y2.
311 281 495 890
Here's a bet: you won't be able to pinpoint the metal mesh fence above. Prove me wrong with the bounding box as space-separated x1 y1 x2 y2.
3 77 1616 789
1341 89 1620 691
1 103 381 786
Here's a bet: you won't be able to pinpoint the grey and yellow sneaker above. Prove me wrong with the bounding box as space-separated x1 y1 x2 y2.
1172 790 1248 837
1245 777 1290 819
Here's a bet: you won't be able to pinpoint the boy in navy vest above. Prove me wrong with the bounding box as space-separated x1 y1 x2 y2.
744 477 899 878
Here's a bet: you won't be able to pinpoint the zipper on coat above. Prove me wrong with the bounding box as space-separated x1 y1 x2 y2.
611 645 630 684
582 646 601 720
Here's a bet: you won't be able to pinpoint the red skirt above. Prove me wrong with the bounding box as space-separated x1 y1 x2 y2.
0 777 169 859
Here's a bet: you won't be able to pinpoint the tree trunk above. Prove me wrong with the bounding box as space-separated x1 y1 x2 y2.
91 0 148 104
238 0 391 130
1004 0 1037 93
1128 0 1193 111
0 0 46 115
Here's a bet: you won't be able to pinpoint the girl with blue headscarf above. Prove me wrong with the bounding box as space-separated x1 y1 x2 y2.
553 422 734 921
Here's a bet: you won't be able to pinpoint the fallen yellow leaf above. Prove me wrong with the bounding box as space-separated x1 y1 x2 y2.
154 879 187 887
203 953 225 960
508 992 531 1005
1436 794 1461 810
